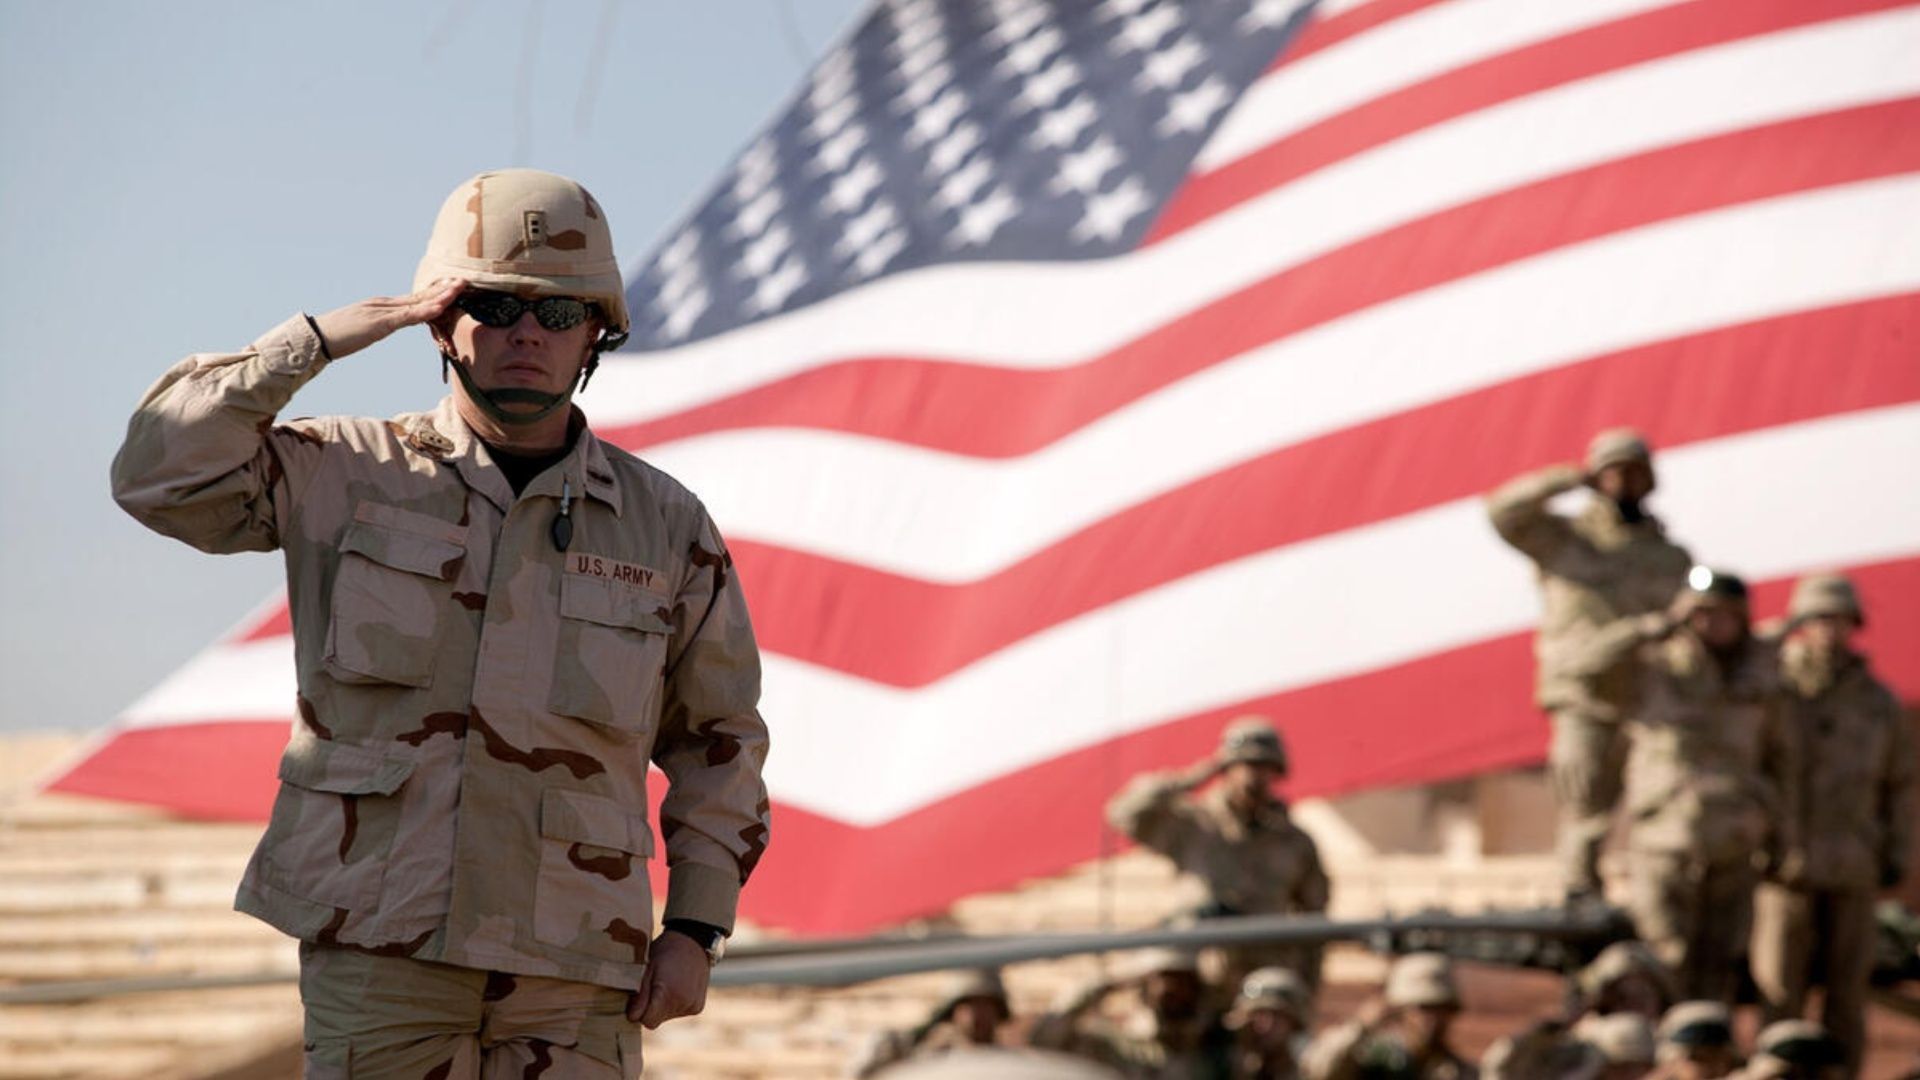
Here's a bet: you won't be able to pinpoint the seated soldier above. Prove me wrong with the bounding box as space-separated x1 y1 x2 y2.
1645 1001 1740 1080
1572 942 1678 1025
1302 953 1477 1080
1578 1013 1656 1080
1730 1022 1846 1080
1030 947 1234 1079
853 968 1015 1077
1226 967 1312 1080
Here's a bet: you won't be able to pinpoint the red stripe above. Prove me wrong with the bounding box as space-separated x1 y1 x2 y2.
1283 0 1457 67
600 100 1920 459
735 556 1920 932
1151 0 1911 243
47 557 1920 932
731 298 1920 686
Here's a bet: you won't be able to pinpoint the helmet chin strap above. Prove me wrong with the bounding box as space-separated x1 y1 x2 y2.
442 350 574 426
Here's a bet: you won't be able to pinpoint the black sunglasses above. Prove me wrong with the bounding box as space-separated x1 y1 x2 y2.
455 289 602 332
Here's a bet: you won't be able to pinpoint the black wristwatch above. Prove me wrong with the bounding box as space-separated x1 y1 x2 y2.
663 919 727 967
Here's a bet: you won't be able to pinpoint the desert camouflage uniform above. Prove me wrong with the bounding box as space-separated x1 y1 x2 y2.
1750 633 1914 1076
111 315 771 1074
1031 1004 1235 1080
1107 773 1329 990
1300 1023 1478 1080
1487 461 1691 895
1567 613 1797 1003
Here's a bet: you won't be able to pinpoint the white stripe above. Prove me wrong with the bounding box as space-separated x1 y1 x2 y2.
1197 0 1686 170
594 9 1920 424
641 177 1920 582
120 407 1920 824
760 405 1920 823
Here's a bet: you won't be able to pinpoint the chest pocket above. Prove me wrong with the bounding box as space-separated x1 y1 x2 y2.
550 573 675 733
324 505 468 689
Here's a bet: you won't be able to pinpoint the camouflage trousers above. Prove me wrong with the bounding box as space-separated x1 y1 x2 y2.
1547 709 1626 896
1626 850 1756 1005
298 942 644 1079
1750 883 1876 1078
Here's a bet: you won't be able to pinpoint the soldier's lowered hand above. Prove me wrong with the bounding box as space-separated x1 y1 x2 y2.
627 930 712 1029
311 277 467 360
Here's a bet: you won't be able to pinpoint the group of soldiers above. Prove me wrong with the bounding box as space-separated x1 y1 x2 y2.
851 428 1913 1079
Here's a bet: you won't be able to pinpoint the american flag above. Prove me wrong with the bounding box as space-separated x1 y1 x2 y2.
54 0 1920 934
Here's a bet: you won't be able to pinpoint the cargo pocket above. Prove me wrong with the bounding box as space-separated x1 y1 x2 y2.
549 573 675 732
533 788 655 967
324 504 468 689
260 738 416 909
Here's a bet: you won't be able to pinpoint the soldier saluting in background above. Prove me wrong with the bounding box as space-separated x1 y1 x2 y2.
1486 429 1692 904
111 169 771 1078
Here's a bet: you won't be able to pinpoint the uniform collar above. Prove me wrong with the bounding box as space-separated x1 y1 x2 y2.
419 396 623 516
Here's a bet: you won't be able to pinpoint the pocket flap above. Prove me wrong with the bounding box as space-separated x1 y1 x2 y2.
278 738 416 796
560 574 676 634
339 506 467 581
541 788 655 856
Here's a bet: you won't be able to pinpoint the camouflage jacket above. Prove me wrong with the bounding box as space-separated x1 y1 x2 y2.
1777 642 1915 891
1107 776 1329 917
1031 1006 1236 1080
1567 615 1796 864
110 315 771 990
1486 465 1691 719
1301 1023 1478 1080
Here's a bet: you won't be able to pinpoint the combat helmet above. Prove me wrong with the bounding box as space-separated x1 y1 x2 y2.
931 967 1011 1023
1585 428 1652 473
416 169 630 422
1749 1019 1845 1076
1384 952 1460 1009
1217 716 1288 772
1788 573 1865 626
1574 941 1677 1009
1656 1000 1733 1051
1229 966 1310 1025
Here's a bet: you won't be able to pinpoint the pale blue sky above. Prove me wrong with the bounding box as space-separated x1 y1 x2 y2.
0 1 867 733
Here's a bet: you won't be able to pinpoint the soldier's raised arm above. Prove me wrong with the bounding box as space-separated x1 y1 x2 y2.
1105 760 1214 855
110 281 462 552
1485 463 1585 563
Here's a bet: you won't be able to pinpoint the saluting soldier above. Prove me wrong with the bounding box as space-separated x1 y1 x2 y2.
853 969 1017 1077
1487 428 1692 902
1107 717 1330 993
1030 947 1236 1080
1750 574 1914 1077
1565 569 1800 1003
111 169 771 1078
1301 953 1478 1080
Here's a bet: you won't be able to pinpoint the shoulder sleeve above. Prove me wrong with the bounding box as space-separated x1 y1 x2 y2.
651 505 772 933
110 315 335 553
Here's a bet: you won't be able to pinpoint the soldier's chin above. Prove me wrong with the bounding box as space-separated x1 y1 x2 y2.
485 387 569 412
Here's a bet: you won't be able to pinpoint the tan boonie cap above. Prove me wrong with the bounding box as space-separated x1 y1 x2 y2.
1231 966 1310 1022
1384 952 1460 1008
1581 1013 1656 1065
1217 715 1288 771
1585 427 1652 472
1789 573 1865 625
1575 941 1676 1001
1657 1000 1733 1046
415 168 631 335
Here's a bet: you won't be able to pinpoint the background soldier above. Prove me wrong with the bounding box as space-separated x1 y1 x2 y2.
1732 1021 1846 1080
1567 570 1799 1003
1301 952 1477 1080
1487 428 1692 902
853 968 1016 1077
1029 947 1235 1079
1107 717 1330 993
1646 1001 1739 1080
1225 967 1312 1080
111 169 772 1078
1750 574 1914 1077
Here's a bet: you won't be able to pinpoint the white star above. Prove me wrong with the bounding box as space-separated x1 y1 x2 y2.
809 62 856 111
659 285 708 340
738 222 792 279
933 155 994 211
1050 135 1122 196
814 45 856 85
658 265 702 309
1158 76 1231 135
926 120 983 176
1000 25 1063 77
898 61 953 110
853 228 910 278
1240 0 1296 31
1095 0 1152 20
837 199 900 257
658 229 700 273
896 35 946 80
812 124 867 175
1072 176 1151 243
807 94 860 142
907 86 969 146
824 157 886 216
1017 58 1080 114
1031 96 1099 149
729 186 782 239
734 139 778 196
1137 36 1205 91
950 187 1019 247
986 3 1050 47
1114 5 1181 53
749 256 807 314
